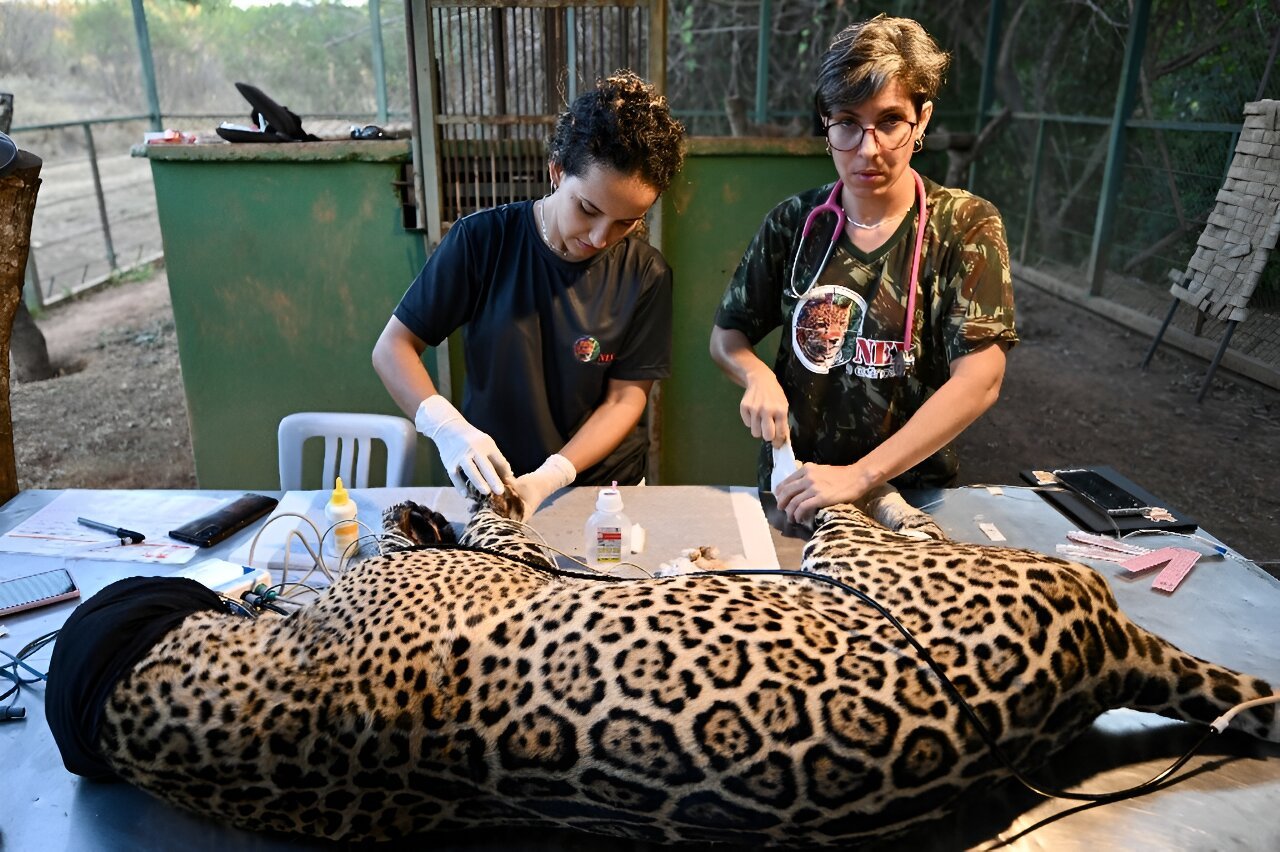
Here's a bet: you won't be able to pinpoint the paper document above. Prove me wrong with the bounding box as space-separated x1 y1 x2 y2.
0 490 225 564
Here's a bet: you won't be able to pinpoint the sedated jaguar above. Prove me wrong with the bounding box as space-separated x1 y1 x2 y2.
47 488 1277 846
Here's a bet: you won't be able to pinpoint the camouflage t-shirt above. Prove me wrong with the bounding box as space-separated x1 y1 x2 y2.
714 175 1018 493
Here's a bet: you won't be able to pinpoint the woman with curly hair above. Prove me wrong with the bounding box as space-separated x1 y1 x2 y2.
374 72 685 518
711 15 1018 526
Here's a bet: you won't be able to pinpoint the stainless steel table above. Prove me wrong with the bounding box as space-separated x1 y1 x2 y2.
1 487 1277 851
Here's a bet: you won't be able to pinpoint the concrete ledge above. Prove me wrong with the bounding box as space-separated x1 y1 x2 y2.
687 136 826 156
130 139 412 163
1012 262 1280 392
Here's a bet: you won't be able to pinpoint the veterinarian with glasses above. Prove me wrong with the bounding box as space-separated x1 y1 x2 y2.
710 15 1018 526
374 72 685 518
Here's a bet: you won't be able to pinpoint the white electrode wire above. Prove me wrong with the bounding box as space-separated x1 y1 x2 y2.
247 512 385 588
1210 694 1280 732
268 580 325 602
329 518 387 575
245 506 330 588
281 528 330 587
377 530 418 551
1120 528 1235 557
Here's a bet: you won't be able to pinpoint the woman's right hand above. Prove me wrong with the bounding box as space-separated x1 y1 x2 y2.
709 325 789 448
415 395 513 496
740 367 790 448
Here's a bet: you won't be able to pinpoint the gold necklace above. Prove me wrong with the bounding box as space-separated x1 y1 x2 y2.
538 197 567 256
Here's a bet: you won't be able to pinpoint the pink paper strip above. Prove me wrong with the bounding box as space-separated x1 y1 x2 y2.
1120 546 1182 573
1151 549 1201 592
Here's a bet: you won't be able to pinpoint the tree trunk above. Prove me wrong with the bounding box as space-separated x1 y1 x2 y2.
3 96 55 387
0 148 43 502
944 107 1012 188
11 301 54 383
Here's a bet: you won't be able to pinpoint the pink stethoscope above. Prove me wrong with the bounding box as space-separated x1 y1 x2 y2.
788 168 929 374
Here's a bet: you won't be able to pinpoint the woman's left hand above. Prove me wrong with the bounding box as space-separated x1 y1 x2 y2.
775 463 874 525
512 454 577 522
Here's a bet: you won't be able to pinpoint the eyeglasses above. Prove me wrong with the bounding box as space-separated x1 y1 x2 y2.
824 118 918 152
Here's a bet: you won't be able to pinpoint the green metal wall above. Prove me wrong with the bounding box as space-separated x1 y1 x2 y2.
658 138 833 485
142 141 431 489
145 137 845 490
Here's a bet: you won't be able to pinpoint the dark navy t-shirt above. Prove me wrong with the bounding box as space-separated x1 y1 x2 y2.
394 200 672 484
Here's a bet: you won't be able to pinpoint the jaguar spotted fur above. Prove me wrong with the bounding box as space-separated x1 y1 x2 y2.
50 493 1277 846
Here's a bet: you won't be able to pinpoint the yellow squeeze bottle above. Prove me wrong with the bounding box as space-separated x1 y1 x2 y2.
324 476 360 558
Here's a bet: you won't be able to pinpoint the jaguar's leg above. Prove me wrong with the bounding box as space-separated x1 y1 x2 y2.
380 501 457 553
857 484 948 541
801 496 945 580
459 480 556 569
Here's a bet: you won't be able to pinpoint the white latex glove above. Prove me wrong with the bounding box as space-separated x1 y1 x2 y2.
415 395 512 496
512 453 576 521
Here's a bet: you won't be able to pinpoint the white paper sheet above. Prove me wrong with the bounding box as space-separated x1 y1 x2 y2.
0 490 225 564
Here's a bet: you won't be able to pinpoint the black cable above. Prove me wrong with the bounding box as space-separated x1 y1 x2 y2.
444 543 1225 805
219 595 257 618
5 539 1226 802
709 567 1221 803
1 629 59 722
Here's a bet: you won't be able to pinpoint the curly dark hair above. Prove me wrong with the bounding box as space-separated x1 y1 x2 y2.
548 70 686 194
814 15 950 118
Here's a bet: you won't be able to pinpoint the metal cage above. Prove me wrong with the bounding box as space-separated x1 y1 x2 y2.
404 0 667 242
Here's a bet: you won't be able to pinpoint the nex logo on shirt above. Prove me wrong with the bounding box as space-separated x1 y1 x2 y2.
573 336 615 364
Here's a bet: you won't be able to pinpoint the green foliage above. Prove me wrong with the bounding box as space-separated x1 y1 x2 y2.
17 0 1279 306
68 1 145 105
39 0 409 118
109 260 165 287
0 2 66 79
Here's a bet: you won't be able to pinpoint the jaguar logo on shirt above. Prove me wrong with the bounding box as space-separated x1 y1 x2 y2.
792 285 908 377
572 336 614 363
792 286 867 374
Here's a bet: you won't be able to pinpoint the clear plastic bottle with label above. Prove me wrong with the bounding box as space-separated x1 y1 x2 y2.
324 476 360 558
584 486 631 566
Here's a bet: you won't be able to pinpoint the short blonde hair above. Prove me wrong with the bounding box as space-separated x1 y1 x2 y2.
814 15 950 118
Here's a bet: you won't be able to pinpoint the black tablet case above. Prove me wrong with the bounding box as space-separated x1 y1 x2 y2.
215 83 319 144
169 493 279 547
1019 465 1198 534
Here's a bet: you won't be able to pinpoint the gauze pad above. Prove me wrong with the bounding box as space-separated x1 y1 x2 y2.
771 441 801 493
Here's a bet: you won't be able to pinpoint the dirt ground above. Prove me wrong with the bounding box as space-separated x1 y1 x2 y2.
10 267 1280 571
12 268 195 490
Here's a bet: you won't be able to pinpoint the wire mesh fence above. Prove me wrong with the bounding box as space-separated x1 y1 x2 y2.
962 0 1280 375
9 0 1278 375
10 117 163 308
426 2 653 224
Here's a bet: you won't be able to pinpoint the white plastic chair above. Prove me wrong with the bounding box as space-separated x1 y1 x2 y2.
277 412 417 490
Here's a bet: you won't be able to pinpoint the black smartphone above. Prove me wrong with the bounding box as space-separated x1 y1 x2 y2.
169 493 279 547
1052 469 1146 514
0 568 81 616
